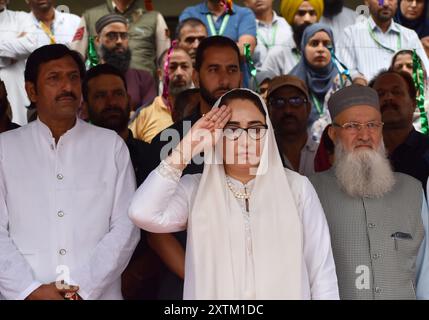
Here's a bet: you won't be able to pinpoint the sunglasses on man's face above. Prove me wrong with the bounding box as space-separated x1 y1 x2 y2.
268 96 308 109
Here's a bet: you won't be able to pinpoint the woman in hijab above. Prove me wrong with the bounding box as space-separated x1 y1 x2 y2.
395 0 429 39
129 88 338 300
395 0 429 57
289 23 351 142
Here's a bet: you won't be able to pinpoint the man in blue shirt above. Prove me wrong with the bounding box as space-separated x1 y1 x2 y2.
180 0 257 56
180 0 257 88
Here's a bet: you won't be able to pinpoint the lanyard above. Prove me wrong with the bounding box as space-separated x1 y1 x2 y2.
311 94 324 116
368 22 401 54
40 21 56 44
257 23 278 49
206 13 230 36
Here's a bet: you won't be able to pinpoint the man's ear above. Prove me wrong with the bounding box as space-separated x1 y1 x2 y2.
192 69 200 87
25 81 37 103
95 35 100 47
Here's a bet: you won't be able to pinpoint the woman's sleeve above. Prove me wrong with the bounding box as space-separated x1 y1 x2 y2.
129 163 196 233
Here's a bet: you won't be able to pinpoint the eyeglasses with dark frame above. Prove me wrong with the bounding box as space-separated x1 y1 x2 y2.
332 121 384 133
268 96 308 109
103 32 129 41
223 125 269 141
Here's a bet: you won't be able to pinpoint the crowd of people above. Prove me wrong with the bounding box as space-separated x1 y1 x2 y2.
1 0 429 300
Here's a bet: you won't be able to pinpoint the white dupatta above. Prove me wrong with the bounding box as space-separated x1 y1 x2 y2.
184 89 303 299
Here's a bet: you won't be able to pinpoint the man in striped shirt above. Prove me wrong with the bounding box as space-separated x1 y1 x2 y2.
339 0 429 83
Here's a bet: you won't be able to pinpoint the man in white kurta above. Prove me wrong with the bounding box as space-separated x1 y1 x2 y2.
0 3 80 126
0 44 139 300
0 5 34 126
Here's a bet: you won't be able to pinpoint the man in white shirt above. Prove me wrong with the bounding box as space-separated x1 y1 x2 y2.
0 0 80 126
0 0 34 126
243 0 293 69
0 44 139 300
339 0 429 83
319 0 357 42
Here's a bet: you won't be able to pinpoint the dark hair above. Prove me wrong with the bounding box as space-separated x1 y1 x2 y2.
218 89 266 117
175 17 207 39
157 47 190 69
369 69 417 100
194 36 241 71
172 88 200 122
82 63 127 102
24 44 86 86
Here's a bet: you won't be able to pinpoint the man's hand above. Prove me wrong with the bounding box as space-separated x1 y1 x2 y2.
26 283 80 300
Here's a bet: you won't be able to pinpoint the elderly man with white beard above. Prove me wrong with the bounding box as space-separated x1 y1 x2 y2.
309 84 429 300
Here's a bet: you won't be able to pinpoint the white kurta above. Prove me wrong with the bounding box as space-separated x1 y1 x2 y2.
0 9 80 126
0 9 34 126
0 118 140 300
130 166 339 300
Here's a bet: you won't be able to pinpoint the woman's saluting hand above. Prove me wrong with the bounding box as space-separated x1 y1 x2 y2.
166 105 232 171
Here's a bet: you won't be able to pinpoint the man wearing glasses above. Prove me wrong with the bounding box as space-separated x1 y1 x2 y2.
309 84 429 299
93 14 156 112
267 75 318 176
370 69 429 189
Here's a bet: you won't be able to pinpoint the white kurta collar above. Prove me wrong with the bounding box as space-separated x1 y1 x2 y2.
35 117 82 145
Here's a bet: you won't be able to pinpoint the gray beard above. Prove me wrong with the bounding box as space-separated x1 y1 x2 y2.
334 141 396 198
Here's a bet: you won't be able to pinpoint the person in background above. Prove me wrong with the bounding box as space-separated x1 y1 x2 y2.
394 0 429 56
129 47 193 143
71 0 170 77
290 23 351 141
179 0 256 88
319 0 357 42
256 70 273 102
261 0 323 77
339 0 429 83
267 75 318 176
94 13 156 111
171 88 201 123
1 0 80 126
82 63 160 299
176 18 208 67
370 69 429 189
243 0 293 69
390 49 429 132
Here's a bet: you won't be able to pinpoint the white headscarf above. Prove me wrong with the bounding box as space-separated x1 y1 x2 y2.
184 88 303 299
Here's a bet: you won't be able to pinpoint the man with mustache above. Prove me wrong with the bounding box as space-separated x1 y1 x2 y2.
261 0 323 76
82 63 160 299
71 0 170 77
370 69 429 189
319 0 357 42
147 36 242 300
129 47 193 143
339 0 429 83
267 75 317 176
93 14 156 112
0 44 139 300
310 84 429 299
